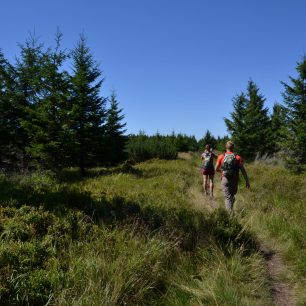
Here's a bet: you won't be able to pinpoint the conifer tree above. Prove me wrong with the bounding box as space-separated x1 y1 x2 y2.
224 93 248 154
244 80 272 158
105 91 126 138
104 91 127 163
215 135 230 152
198 130 217 150
282 57 306 171
17 33 71 169
38 33 72 168
13 35 46 169
0 51 24 169
270 103 288 153
225 81 272 160
70 35 107 174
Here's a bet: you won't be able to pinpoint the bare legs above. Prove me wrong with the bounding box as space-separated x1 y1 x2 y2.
203 175 209 195
203 174 214 197
210 175 214 198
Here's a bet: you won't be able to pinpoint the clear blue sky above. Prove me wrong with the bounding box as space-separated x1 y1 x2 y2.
1 1 306 139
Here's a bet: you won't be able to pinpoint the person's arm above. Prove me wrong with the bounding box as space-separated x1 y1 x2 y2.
240 164 250 189
215 155 222 172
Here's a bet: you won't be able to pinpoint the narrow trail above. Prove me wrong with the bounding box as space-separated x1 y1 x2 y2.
259 245 295 306
187 159 295 306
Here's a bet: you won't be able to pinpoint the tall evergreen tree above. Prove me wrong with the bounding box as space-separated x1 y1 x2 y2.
70 35 107 174
104 91 127 163
224 93 248 154
0 51 24 169
37 33 72 168
225 81 272 160
15 35 45 169
244 80 272 158
16 33 72 169
198 130 217 150
270 103 288 153
1 35 48 170
215 135 230 152
282 57 306 171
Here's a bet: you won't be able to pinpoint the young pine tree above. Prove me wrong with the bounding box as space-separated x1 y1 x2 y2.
38 33 72 168
17 33 72 169
104 91 127 163
0 51 25 169
215 135 230 152
244 80 272 158
282 57 306 172
14 35 46 169
225 81 272 160
70 35 107 174
198 130 217 151
224 93 248 155
270 103 288 153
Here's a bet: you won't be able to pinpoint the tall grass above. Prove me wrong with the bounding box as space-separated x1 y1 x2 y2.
235 162 306 305
0 158 273 305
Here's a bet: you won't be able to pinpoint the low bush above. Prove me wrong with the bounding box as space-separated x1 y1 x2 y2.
125 135 177 161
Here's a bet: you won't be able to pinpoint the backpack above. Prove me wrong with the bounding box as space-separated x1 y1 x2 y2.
202 151 213 170
222 153 239 177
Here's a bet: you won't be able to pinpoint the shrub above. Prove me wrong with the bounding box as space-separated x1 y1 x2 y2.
125 135 177 161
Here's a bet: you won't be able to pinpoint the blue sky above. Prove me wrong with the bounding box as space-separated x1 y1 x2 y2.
1 0 306 139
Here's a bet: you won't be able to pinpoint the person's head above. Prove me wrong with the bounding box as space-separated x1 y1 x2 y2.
226 141 234 151
205 144 211 151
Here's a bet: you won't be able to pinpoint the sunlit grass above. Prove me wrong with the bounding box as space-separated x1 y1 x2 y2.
0 157 284 305
236 163 306 305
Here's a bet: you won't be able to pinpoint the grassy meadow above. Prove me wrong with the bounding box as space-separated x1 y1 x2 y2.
0 154 305 305
235 162 306 305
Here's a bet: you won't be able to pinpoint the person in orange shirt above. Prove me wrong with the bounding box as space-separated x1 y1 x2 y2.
215 141 250 213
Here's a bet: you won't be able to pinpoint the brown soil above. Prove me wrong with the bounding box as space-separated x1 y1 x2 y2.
259 245 295 306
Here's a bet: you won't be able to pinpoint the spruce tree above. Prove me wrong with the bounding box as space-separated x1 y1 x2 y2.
70 35 107 174
270 103 288 153
244 80 272 158
17 33 71 169
215 135 230 152
15 35 45 169
282 57 306 171
36 33 72 168
225 81 272 160
224 93 248 155
0 51 24 169
198 130 217 150
104 91 127 163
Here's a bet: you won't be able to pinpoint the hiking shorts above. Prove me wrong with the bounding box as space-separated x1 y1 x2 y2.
202 167 215 176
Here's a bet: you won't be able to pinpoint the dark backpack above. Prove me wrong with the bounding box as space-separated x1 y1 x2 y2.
222 153 239 177
202 151 214 170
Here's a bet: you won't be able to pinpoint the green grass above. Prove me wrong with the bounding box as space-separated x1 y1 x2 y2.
0 157 279 305
235 163 306 305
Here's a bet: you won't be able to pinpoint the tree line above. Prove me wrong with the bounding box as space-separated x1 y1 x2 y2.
0 28 229 172
224 57 306 172
125 131 229 161
1 32 305 172
0 33 126 174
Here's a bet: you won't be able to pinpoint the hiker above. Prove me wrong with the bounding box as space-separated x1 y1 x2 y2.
215 141 250 213
201 144 217 197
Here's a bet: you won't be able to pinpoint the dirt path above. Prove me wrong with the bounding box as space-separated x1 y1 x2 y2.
259 245 295 306
190 167 295 306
